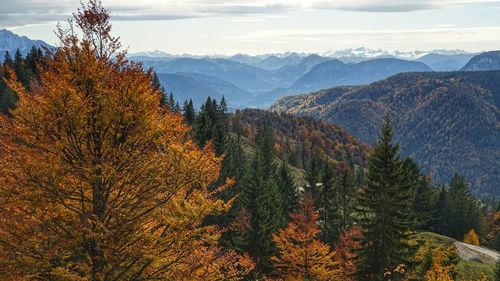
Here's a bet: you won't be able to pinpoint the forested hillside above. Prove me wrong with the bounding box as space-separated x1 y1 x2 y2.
272 71 500 196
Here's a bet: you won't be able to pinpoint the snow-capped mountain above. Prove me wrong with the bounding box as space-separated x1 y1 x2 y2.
0 29 51 61
322 47 472 61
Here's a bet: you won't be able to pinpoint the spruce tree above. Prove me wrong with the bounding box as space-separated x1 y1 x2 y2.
277 161 300 220
433 186 450 235
234 120 284 273
305 150 323 202
13 49 29 86
355 116 416 281
193 97 214 148
183 99 195 125
3 51 13 67
167 92 176 110
412 178 437 231
212 96 229 155
320 164 356 243
317 160 335 242
447 174 481 239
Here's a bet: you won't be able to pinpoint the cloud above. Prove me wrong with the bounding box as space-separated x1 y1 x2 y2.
228 26 500 47
1 0 500 27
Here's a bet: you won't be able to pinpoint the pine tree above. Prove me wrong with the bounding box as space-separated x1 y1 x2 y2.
277 161 300 220
193 97 215 148
13 49 29 87
167 92 176 110
412 176 437 231
305 150 323 202
355 116 417 281
183 99 195 125
447 174 481 239
151 72 166 105
3 51 13 67
233 120 284 273
315 162 357 243
212 96 229 155
433 186 450 235
318 161 337 242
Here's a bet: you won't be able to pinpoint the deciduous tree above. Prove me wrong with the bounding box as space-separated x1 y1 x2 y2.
272 196 340 281
0 1 253 280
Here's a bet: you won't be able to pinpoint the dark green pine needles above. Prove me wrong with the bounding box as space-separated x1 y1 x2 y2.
355 116 417 281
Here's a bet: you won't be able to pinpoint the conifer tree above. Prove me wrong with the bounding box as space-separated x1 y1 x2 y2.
151 72 165 105
277 161 300 220
412 173 437 231
183 99 195 125
315 162 357 243
193 97 215 148
433 186 450 235
355 116 417 281
212 96 229 155
447 174 481 239
3 51 13 67
233 120 284 273
305 150 323 202
167 92 176 110
13 49 29 87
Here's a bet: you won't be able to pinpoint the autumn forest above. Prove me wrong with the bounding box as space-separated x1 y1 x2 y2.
0 1 499 281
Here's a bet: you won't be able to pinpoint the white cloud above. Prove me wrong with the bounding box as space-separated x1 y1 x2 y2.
228 26 500 47
2 0 500 27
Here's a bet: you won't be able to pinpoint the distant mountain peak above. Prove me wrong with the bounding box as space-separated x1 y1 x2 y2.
322 47 471 61
461 51 500 71
0 29 51 61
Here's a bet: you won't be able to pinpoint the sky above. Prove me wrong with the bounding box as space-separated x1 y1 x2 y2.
1 0 500 55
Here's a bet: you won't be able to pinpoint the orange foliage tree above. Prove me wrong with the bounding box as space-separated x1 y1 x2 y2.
271 196 340 281
0 1 253 280
334 226 362 280
423 245 458 281
463 229 480 246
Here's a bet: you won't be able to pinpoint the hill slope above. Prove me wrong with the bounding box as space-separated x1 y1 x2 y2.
272 71 500 196
462 51 500 71
231 109 371 171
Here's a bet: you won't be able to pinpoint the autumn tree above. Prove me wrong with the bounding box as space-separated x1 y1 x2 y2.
463 229 480 245
272 196 340 281
334 227 362 281
0 1 253 280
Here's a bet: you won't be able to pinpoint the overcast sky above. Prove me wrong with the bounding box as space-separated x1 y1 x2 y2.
2 0 500 55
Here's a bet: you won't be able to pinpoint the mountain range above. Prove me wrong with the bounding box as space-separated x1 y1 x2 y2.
271 71 500 196
0 29 51 62
4 29 498 109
